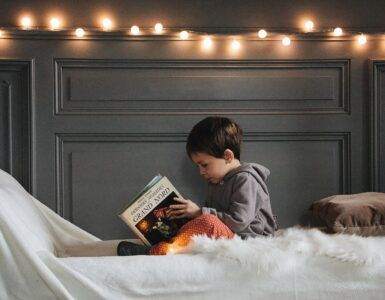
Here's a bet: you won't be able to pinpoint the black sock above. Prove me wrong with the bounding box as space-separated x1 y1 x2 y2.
117 241 151 256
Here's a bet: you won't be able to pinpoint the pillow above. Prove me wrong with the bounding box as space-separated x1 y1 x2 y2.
309 192 385 236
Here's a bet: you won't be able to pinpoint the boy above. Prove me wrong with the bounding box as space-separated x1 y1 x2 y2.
117 116 277 256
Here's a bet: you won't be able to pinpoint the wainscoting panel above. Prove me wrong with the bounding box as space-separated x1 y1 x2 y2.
55 59 349 115
0 61 32 192
56 132 350 239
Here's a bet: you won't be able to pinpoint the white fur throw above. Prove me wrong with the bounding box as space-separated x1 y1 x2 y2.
60 227 385 299
181 227 385 274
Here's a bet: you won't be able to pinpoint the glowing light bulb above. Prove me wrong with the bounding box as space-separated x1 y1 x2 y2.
75 28 85 37
202 36 213 49
130 25 140 35
49 17 61 30
154 23 163 34
20 16 32 30
358 34 367 45
282 36 291 46
304 20 314 32
0 30 3 38
333 27 343 36
231 39 241 51
101 18 112 31
179 30 189 40
258 29 267 39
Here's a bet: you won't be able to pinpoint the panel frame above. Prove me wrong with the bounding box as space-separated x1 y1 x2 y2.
54 58 350 115
370 60 385 191
0 59 34 193
55 131 351 220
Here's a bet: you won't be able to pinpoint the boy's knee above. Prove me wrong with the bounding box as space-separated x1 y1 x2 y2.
196 213 235 238
195 213 219 227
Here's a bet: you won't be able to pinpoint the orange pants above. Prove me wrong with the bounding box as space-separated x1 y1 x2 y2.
149 213 234 255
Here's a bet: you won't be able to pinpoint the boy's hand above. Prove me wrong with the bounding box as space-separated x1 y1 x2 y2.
166 197 202 219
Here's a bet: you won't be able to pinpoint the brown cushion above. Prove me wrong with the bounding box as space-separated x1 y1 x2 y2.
310 192 385 236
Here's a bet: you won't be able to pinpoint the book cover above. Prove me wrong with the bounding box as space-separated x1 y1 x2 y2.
119 174 189 246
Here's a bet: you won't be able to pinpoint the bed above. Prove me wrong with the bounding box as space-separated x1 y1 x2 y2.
1 168 384 300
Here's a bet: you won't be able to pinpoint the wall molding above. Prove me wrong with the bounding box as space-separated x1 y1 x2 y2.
1 80 13 173
3 26 385 41
0 60 34 193
55 131 351 219
370 60 385 191
54 58 350 116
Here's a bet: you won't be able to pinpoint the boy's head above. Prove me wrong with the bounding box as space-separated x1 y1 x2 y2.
186 116 243 184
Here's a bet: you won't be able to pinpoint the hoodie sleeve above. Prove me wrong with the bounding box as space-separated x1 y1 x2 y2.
201 173 258 233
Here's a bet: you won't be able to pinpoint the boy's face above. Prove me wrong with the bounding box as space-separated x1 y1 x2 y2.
190 152 229 184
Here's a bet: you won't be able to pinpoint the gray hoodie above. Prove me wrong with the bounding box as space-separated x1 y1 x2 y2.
201 162 277 238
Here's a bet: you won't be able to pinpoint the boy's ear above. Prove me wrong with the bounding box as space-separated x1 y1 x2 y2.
223 149 234 162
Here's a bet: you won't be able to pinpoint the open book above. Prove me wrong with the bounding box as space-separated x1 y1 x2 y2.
119 174 189 246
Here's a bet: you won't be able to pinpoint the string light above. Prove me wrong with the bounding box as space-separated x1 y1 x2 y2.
282 36 291 46
304 20 314 32
154 23 163 34
2 15 385 48
333 27 343 36
75 27 85 37
20 16 32 30
130 25 140 35
258 29 267 39
231 39 241 51
202 36 213 49
179 30 189 40
49 17 61 30
358 34 367 45
101 18 112 31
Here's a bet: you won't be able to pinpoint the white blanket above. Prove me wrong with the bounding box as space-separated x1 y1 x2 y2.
1 168 385 300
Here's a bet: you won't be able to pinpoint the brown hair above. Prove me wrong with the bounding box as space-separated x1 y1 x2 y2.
186 116 243 160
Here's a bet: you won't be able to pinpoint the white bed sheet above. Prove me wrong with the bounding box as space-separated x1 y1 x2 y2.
1 168 384 300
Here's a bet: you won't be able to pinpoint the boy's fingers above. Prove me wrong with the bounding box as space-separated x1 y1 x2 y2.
166 206 185 217
174 214 187 219
169 204 186 209
168 209 185 216
173 197 188 203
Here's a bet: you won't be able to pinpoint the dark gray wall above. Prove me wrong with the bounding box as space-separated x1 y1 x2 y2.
1 0 385 28
1 0 384 239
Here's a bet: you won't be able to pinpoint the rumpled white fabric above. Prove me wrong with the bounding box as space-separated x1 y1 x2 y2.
1 168 385 300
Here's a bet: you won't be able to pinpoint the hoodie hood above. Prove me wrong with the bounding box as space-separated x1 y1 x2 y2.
221 162 270 193
223 162 270 181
